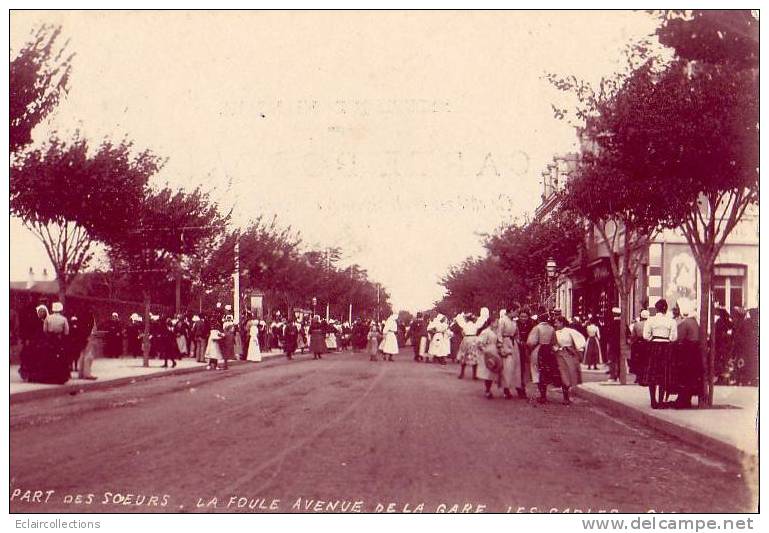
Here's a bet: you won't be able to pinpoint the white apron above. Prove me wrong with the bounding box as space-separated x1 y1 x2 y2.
428 331 450 358
205 330 223 361
247 324 261 362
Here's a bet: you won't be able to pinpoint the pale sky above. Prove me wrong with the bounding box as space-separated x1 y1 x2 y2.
10 10 661 311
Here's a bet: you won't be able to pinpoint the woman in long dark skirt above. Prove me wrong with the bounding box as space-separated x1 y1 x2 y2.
161 317 179 368
526 313 563 404
309 316 326 360
583 319 602 370
19 304 50 382
672 299 702 408
642 299 678 409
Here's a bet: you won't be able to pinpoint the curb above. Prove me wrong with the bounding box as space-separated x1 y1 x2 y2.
573 385 757 468
10 352 286 404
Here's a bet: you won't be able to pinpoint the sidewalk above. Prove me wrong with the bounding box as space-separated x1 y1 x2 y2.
10 350 286 402
575 378 758 466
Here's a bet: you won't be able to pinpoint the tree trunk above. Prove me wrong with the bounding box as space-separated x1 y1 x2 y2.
56 268 67 308
142 290 151 368
618 289 629 385
698 267 713 407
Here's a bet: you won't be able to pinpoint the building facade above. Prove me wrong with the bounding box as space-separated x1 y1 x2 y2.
535 157 758 322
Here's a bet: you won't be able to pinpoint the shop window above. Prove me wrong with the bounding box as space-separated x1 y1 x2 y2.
713 265 746 311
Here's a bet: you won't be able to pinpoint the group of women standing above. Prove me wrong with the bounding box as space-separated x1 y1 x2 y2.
639 297 702 409
453 307 585 404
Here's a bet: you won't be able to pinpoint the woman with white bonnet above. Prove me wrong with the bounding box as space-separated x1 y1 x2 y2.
246 314 262 362
496 308 525 399
476 313 501 398
454 307 490 380
552 315 586 405
205 322 224 370
672 297 702 409
309 315 327 360
427 313 450 365
379 313 400 361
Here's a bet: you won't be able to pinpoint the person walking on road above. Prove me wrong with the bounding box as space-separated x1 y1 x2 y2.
246 315 262 362
283 319 300 360
552 315 585 405
205 322 224 370
309 315 327 360
379 313 400 361
367 320 381 361
526 313 559 404
407 313 428 362
497 309 525 399
476 314 502 398
217 320 236 370
455 307 489 380
427 313 451 365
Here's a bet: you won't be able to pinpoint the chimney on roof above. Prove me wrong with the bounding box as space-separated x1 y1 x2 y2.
26 267 34 289
42 268 49 281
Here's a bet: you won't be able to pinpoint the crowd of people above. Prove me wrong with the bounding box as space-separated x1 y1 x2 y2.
15 296 759 402
15 298 375 384
366 300 759 409
382 307 587 404
16 300 94 384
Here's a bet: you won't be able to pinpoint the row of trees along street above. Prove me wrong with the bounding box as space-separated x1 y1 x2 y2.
10 24 392 367
435 11 758 406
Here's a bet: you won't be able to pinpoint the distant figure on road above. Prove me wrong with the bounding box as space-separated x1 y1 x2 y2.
284 319 300 360
407 313 428 362
367 320 381 361
379 313 400 361
427 313 450 365
455 307 489 380
246 316 262 362
205 325 224 370
496 309 525 398
476 314 501 398
552 315 585 405
516 307 535 384
309 315 327 360
526 312 558 404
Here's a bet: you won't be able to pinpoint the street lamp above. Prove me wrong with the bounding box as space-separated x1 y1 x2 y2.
545 258 557 310
312 297 317 317
546 258 557 278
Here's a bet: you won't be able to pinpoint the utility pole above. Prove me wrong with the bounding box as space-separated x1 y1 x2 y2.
348 265 354 324
175 229 185 316
233 236 240 322
325 247 331 321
